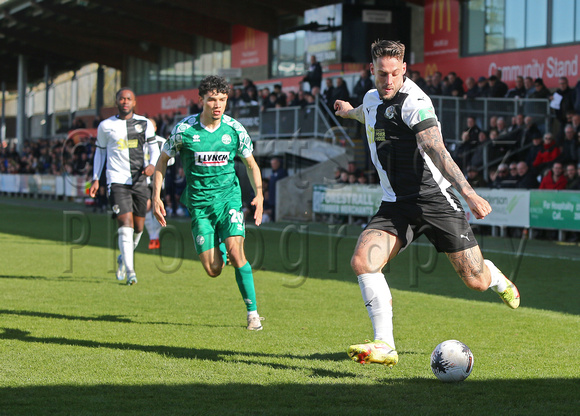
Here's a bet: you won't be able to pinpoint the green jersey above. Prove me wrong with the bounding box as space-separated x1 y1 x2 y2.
164 113 253 208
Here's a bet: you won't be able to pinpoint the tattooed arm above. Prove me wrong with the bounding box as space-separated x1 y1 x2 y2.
334 100 365 124
416 126 492 219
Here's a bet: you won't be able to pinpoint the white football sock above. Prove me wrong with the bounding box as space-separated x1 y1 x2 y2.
144 210 161 240
247 310 259 318
133 231 143 250
484 259 507 293
358 272 395 349
118 226 134 273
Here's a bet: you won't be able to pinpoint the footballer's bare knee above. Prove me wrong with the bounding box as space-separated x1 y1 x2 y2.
447 247 490 291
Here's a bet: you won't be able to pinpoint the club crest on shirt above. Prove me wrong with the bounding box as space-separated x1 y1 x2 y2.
385 106 396 119
192 134 200 142
135 124 144 133
196 235 205 246
221 134 232 144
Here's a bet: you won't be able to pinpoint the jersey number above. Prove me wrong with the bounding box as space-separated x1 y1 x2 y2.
229 209 244 224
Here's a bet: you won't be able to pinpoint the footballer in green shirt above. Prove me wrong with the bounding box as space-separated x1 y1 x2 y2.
152 75 265 331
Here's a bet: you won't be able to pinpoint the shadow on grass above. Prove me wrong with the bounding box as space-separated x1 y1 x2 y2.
1 378 578 416
2 200 579 316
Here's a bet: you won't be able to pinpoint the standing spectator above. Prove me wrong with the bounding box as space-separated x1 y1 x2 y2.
470 130 491 170
410 70 427 92
352 69 373 107
463 77 479 99
506 76 527 98
526 136 544 168
539 162 567 189
242 78 256 99
273 84 287 107
322 78 335 109
442 71 464 96
464 116 482 144
477 76 491 97
515 161 539 189
530 78 551 99
574 80 580 114
524 76 535 97
287 90 300 107
88 87 160 286
565 163 580 189
302 55 322 91
551 77 576 131
332 77 350 103
520 116 542 148
268 156 287 222
426 71 443 96
558 124 578 165
488 75 508 97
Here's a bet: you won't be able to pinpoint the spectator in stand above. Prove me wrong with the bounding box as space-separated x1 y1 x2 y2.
466 165 488 188
239 87 259 107
287 90 300 107
322 78 335 109
453 130 476 170
491 163 516 188
524 76 535 97
526 136 544 169
302 55 323 91
337 169 349 184
463 77 479 99
506 76 527 98
488 115 498 133
442 71 464 96
352 69 373 107
574 80 580 114
571 113 580 134
410 70 427 92
426 71 443 96
530 78 551 99
539 162 567 189
533 133 561 171
259 88 270 108
332 77 350 103
273 84 287 107
242 78 257 99
565 163 580 189
488 75 508 97
261 92 277 112
347 160 362 178
515 161 539 189
476 76 490 97
520 116 542 148
488 128 514 162
230 88 244 109
268 156 288 222
551 77 576 131
347 172 358 184
508 162 519 180
496 117 508 135
470 130 491 170
557 124 578 165
464 116 481 144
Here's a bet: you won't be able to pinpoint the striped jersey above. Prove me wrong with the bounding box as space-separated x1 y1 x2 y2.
163 113 253 207
363 77 452 202
96 114 156 185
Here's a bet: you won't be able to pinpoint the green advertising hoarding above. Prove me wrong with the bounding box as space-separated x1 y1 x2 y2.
530 191 580 230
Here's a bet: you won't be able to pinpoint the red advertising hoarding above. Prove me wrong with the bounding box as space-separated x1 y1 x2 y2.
231 25 269 68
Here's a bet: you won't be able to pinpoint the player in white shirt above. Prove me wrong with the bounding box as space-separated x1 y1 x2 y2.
89 87 160 285
334 40 520 368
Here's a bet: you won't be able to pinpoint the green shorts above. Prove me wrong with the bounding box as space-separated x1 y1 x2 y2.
189 199 246 254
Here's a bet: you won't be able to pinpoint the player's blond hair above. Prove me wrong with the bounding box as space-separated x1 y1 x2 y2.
371 40 405 62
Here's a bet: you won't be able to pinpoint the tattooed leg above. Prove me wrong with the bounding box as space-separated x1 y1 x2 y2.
446 246 491 291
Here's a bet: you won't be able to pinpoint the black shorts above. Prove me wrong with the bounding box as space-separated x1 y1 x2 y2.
366 189 478 253
108 179 149 218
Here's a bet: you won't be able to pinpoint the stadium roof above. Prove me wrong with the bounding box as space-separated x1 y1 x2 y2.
0 0 353 89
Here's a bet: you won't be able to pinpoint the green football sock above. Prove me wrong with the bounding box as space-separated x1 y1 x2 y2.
235 261 257 312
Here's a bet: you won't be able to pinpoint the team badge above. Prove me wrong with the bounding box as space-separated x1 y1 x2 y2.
196 235 205 246
192 134 200 142
385 106 396 119
221 134 232 144
112 205 120 214
135 124 143 133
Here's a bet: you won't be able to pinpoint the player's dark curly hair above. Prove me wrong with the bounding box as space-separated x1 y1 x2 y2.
198 75 230 97
371 40 405 62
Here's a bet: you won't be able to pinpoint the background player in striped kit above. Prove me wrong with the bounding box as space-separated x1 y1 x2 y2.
89 88 160 285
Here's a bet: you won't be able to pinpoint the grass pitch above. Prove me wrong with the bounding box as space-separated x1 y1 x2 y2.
0 197 579 415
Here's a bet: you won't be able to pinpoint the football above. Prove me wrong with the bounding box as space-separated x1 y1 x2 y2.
430 340 474 382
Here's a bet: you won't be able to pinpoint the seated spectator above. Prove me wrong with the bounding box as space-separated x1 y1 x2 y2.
524 76 535 97
526 136 544 168
571 163 580 190
337 169 349 184
426 71 443 96
469 130 490 170
496 117 508 135
539 162 567 189
530 78 551 99
491 163 516 188
442 72 464 96
466 166 488 188
520 116 542 148
347 161 362 178
273 84 287 107
515 161 539 189
287 91 300 107
565 163 580 189
488 75 508 97
453 131 476 170
476 76 490 97
508 162 519 180
533 133 561 171
463 77 479 99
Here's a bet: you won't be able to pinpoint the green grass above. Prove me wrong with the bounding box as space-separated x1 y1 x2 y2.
0 197 579 415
